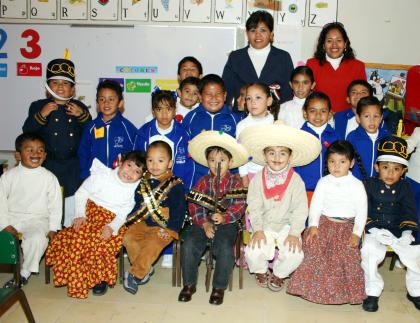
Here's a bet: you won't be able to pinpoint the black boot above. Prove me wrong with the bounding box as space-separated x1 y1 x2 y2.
407 293 420 310
92 281 108 296
362 296 379 312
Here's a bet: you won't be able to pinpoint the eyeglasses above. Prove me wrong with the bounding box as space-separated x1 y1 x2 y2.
48 63 75 77
97 96 118 104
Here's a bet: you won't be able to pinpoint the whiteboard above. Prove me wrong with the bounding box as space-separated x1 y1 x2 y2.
0 24 236 150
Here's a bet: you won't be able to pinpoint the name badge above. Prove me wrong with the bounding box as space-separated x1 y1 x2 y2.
94 127 104 139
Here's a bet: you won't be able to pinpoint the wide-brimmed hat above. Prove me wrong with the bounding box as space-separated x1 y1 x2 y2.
46 58 75 84
376 135 409 166
188 131 249 169
239 122 321 166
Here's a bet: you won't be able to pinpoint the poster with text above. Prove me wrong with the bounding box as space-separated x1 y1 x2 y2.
0 0 27 19
90 0 118 20
308 0 337 27
277 0 306 26
151 0 180 22
183 0 211 23
246 0 278 19
214 0 242 24
121 0 149 21
60 0 88 20
30 0 57 20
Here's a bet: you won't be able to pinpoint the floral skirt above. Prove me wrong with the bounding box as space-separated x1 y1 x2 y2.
46 200 126 299
287 216 366 304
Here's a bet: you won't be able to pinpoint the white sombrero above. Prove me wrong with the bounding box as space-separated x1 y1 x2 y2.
188 131 249 169
239 122 322 167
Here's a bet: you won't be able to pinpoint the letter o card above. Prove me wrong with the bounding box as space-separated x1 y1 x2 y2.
30 0 57 20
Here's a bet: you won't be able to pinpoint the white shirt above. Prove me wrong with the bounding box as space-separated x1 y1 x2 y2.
74 159 140 235
0 163 62 232
326 54 343 70
307 122 328 136
248 44 271 78
176 100 199 118
308 172 367 237
278 96 306 129
237 113 274 176
345 116 359 139
407 127 420 183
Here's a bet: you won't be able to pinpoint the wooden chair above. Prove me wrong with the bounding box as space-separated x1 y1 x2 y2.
0 232 35 323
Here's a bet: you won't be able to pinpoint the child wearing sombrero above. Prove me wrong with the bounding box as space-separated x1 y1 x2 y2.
179 131 248 305
239 122 321 291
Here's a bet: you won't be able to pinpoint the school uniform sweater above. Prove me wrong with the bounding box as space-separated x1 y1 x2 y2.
306 58 366 112
78 112 137 180
346 125 390 180
295 122 339 191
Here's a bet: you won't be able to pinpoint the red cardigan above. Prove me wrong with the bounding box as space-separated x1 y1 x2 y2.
306 57 366 113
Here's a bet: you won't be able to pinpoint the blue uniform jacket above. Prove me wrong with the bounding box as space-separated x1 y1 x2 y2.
295 122 339 191
222 46 294 109
78 112 137 180
347 125 390 180
183 104 240 186
134 119 193 192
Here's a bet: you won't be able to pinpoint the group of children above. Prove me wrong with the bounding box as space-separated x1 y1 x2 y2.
1 43 419 312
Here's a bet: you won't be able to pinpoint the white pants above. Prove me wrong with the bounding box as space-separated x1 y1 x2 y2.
245 225 304 278
361 231 420 297
63 195 75 228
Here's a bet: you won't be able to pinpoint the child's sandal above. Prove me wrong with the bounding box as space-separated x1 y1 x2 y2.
255 272 268 288
268 272 284 292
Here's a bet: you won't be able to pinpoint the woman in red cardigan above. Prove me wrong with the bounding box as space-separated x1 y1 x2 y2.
307 23 366 113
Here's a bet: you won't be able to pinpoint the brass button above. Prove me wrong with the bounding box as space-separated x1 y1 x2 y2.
70 133 74 137
54 132 58 136
55 118 59 122
380 190 384 194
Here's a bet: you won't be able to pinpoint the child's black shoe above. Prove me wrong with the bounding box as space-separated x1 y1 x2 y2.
362 296 379 312
3 276 28 288
92 281 108 296
407 293 420 310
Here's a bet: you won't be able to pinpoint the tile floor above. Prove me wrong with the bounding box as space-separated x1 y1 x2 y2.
0 257 419 323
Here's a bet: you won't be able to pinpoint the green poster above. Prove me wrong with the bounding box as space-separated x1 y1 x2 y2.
125 79 151 93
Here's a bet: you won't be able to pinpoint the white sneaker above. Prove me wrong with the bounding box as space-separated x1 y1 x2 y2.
161 254 173 268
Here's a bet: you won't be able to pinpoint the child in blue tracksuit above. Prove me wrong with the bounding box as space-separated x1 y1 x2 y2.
295 92 339 203
183 74 241 186
78 80 137 180
347 96 390 180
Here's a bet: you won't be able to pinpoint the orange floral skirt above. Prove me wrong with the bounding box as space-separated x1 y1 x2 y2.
46 200 126 299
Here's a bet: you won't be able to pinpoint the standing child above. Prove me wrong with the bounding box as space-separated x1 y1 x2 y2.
240 122 321 291
277 66 315 129
347 96 390 180
288 141 367 304
22 57 91 227
236 83 275 187
295 92 339 201
78 79 137 180
123 141 185 295
361 136 419 312
179 131 248 305
407 127 420 242
177 56 203 83
175 77 200 119
1 133 62 287
46 151 145 298
183 74 241 186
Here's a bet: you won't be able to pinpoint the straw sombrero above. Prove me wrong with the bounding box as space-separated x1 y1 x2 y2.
239 122 322 167
188 131 249 169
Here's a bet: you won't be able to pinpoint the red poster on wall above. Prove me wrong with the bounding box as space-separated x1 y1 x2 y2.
17 62 42 76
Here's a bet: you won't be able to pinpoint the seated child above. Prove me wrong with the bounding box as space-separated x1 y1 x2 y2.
361 135 419 312
1 133 62 287
179 131 248 305
240 122 320 291
407 127 420 242
295 92 339 202
277 66 315 129
123 141 185 295
78 79 137 180
288 141 367 304
46 151 145 298
334 80 373 139
183 74 241 186
347 96 390 180
175 76 200 119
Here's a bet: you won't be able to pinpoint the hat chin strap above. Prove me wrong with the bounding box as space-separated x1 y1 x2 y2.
45 82 74 102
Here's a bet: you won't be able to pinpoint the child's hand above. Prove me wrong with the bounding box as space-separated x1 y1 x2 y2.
284 235 302 253
203 222 215 239
65 102 83 117
72 217 86 231
305 226 319 244
241 176 249 188
40 102 58 118
47 231 56 241
349 233 360 248
100 225 113 240
157 228 171 241
2 225 18 238
250 230 266 249
211 213 224 225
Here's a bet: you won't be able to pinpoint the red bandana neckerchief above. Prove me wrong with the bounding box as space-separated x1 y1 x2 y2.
262 167 294 202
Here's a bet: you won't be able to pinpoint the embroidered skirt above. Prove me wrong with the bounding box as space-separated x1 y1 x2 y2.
46 200 126 299
287 215 366 304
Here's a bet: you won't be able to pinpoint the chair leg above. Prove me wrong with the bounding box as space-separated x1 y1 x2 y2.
45 262 50 284
205 249 213 293
17 289 36 323
176 240 182 287
172 242 177 287
119 248 125 284
389 252 398 271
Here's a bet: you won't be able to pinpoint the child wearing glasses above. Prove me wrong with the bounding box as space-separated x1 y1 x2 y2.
78 79 137 180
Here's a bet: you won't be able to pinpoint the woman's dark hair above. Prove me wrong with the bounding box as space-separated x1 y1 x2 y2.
303 92 332 112
96 79 123 101
205 146 232 160
246 10 274 32
313 22 355 65
356 96 382 116
15 132 45 152
290 66 315 83
245 83 281 120
199 74 226 94
177 56 203 75
151 90 176 110
121 150 146 172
